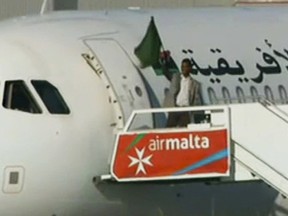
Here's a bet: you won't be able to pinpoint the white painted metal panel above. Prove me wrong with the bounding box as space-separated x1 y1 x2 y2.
85 39 152 128
230 103 288 196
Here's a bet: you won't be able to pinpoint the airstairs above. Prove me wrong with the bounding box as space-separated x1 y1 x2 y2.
230 101 288 197
99 100 288 198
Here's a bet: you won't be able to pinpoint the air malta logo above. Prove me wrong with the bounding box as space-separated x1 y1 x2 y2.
111 130 229 182
128 147 153 175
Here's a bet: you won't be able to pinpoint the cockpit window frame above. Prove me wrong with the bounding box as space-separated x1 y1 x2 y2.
2 80 42 114
31 80 70 115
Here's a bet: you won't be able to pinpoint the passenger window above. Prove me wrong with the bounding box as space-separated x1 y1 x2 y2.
236 87 246 103
208 87 217 104
31 80 70 114
279 85 288 104
264 86 274 102
2 80 41 113
222 87 231 104
250 86 259 102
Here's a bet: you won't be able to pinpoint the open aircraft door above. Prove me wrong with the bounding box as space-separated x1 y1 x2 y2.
82 39 152 130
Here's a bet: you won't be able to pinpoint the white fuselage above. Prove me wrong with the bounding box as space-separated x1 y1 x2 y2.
0 7 285 216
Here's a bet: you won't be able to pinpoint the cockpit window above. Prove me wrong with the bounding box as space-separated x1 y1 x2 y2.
2 80 41 114
31 80 70 114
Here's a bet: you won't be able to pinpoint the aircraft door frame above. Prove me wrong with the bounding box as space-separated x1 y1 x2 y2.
82 38 152 131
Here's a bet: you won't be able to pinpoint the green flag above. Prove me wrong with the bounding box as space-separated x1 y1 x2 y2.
134 17 162 68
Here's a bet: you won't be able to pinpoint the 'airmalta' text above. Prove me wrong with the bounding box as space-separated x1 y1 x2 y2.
148 134 209 151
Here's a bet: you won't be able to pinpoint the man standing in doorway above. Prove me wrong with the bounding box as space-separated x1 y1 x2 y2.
163 58 203 127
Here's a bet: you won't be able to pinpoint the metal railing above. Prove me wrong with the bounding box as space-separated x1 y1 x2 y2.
233 140 288 197
259 98 288 124
123 105 230 132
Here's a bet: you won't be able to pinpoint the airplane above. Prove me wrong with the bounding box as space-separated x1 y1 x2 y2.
0 5 287 216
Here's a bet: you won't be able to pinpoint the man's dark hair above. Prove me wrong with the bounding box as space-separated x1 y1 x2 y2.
181 58 192 66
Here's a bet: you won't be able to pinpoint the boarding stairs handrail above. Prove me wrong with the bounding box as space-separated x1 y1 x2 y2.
259 99 288 123
123 105 229 132
233 140 288 197
216 95 288 122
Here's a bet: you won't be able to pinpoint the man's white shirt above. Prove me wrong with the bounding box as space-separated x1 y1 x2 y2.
176 75 190 107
